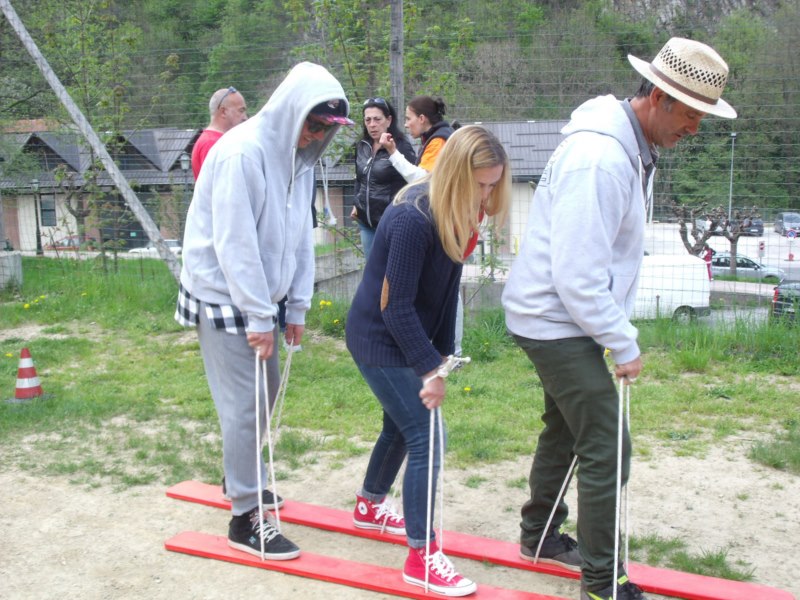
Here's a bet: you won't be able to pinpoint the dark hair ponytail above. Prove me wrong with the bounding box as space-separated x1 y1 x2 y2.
407 95 447 125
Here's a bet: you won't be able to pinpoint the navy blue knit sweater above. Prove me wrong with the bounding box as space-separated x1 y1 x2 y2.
345 185 462 377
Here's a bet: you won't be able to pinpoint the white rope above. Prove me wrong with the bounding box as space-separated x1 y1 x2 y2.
624 383 631 572
421 355 471 592
437 406 445 550
534 453 578 563
425 406 435 593
261 355 282 532
268 340 296 444
254 353 283 561
254 355 266 560
613 378 626 600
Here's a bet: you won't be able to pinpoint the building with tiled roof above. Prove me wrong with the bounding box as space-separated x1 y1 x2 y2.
0 121 566 255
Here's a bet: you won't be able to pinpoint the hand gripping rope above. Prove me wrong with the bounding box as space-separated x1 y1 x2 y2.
422 354 471 592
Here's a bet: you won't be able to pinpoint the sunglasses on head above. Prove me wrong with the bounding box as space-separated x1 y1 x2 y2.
216 86 237 110
306 115 335 134
363 97 388 107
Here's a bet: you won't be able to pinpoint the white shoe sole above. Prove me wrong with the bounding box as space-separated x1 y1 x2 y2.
228 539 300 561
402 573 477 597
352 518 406 535
519 549 582 573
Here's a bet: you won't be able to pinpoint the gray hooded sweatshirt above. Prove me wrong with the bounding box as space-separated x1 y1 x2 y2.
502 95 652 365
180 62 349 333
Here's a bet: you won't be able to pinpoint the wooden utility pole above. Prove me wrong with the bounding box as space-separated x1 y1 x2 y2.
0 157 5 247
0 0 181 281
390 0 404 112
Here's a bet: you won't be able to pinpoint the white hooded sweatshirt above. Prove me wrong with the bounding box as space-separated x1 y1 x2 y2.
502 95 652 365
180 62 350 333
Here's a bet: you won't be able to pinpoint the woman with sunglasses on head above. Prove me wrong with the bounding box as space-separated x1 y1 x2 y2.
380 95 455 183
346 125 511 596
350 98 417 258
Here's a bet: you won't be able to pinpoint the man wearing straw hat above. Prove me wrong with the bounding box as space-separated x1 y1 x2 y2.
503 38 736 600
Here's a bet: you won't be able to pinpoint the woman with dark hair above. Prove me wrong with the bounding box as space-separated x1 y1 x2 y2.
346 125 511 596
351 97 417 258
381 95 465 354
380 95 455 182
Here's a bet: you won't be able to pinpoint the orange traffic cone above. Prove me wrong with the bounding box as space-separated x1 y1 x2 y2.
14 347 43 400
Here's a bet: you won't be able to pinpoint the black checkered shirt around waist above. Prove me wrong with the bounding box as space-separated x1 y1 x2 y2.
174 282 248 335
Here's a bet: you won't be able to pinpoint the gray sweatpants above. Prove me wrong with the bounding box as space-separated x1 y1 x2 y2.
197 304 280 516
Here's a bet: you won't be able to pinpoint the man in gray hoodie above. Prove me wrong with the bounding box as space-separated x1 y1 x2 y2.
176 62 353 560
502 38 736 600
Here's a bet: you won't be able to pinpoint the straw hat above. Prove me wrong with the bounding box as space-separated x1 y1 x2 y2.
628 37 737 119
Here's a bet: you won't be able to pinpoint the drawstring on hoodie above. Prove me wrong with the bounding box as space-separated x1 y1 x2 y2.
637 155 656 224
287 146 297 206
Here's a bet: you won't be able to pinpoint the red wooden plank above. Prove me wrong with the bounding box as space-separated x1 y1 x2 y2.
167 481 795 600
165 531 566 600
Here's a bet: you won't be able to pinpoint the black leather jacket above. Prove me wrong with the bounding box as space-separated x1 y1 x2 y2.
353 136 417 229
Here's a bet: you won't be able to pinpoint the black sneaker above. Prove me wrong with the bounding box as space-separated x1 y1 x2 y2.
222 476 285 509
520 528 582 572
581 574 648 600
228 508 300 560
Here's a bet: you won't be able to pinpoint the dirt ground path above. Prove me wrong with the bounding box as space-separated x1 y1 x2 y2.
1 437 797 600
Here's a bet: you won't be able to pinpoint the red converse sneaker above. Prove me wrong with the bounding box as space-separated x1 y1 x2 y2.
403 543 477 597
353 495 406 535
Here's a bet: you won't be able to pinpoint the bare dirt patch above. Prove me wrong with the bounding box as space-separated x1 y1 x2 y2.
1 436 797 600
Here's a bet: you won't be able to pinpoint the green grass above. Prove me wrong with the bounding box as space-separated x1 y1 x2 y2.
750 418 800 474
3 258 799 476
630 534 755 581
713 273 782 284
3 258 799 473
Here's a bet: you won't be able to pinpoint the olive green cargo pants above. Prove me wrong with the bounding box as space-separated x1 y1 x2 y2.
513 335 631 590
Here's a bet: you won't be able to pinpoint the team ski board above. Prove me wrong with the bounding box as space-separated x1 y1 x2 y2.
165 531 568 600
166 480 794 600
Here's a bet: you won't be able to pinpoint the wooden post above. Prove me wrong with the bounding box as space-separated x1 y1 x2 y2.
390 0 404 113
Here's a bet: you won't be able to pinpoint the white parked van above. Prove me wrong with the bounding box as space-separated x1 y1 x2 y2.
633 254 710 322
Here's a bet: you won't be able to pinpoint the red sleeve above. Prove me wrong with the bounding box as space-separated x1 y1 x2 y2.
191 130 224 179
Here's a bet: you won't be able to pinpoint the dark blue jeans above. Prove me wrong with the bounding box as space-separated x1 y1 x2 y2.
356 363 445 548
357 221 376 260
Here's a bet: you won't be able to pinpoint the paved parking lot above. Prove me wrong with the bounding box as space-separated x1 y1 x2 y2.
463 222 799 283
644 222 799 281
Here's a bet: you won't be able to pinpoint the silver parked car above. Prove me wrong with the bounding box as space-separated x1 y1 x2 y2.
710 252 785 283
774 212 800 236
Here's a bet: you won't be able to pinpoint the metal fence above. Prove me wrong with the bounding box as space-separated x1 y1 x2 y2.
2 14 799 315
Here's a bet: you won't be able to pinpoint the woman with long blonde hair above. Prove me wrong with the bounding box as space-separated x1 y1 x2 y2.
345 125 511 596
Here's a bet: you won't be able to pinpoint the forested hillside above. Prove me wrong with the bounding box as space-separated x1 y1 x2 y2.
1 0 798 210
